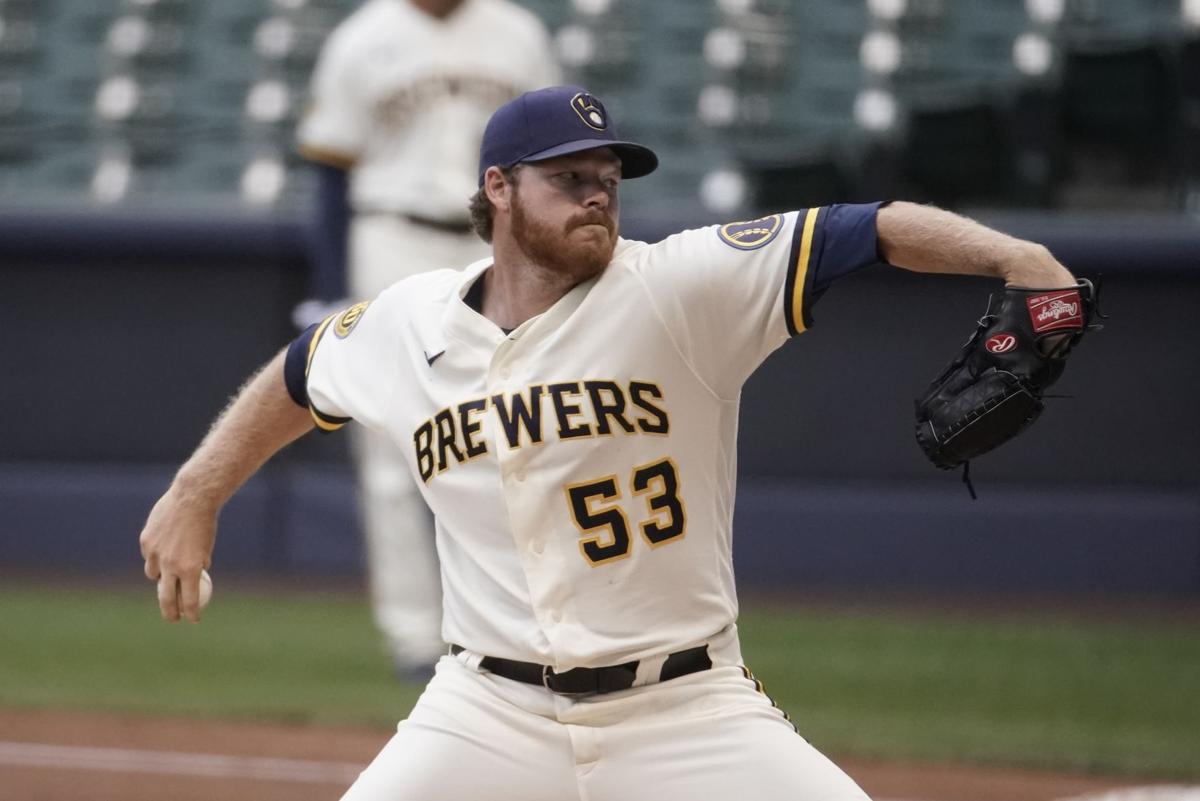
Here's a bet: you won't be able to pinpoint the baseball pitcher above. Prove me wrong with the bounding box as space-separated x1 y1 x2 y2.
141 86 1093 800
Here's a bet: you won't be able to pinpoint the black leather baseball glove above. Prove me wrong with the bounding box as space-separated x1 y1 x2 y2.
914 279 1097 491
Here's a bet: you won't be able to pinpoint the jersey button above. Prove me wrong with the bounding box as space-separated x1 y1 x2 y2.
498 366 511 380
515 471 526 482
530 540 544 555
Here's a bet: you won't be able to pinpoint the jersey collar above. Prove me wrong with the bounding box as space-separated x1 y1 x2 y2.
443 256 606 352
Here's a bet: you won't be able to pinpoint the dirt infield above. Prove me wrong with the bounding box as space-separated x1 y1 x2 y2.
0 708 1159 801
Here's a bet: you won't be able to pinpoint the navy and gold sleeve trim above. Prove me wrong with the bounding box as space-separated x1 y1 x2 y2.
284 323 317 407
783 207 824 336
283 315 351 432
309 403 352 432
782 202 886 337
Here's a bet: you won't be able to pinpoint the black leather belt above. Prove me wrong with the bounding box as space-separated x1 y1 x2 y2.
449 644 713 695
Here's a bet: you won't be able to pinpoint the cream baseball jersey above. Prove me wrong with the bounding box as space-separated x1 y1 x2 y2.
288 205 883 670
297 0 559 221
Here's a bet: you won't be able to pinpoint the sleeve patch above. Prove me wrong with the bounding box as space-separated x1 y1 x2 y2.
717 214 784 251
333 300 370 338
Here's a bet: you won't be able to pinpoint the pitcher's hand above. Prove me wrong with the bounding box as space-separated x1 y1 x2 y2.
139 487 217 623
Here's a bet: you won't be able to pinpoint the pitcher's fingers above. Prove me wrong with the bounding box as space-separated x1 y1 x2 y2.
144 554 160 581
157 574 181 622
177 572 201 624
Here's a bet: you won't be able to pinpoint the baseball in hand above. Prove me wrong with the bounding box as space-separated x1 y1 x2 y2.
198 569 213 609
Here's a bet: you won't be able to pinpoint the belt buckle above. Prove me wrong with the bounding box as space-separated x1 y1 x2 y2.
542 665 586 695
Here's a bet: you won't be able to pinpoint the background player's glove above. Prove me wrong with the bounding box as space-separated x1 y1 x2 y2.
914 279 1097 480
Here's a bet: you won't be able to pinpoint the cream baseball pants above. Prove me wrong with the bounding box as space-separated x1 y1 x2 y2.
340 653 872 801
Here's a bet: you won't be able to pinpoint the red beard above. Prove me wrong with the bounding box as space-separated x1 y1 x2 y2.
510 193 618 283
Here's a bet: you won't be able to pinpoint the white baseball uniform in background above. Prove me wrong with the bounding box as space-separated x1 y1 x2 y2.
298 209 874 799
296 0 559 671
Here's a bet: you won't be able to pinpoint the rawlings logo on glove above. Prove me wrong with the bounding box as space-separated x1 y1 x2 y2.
1028 290 1084 332
985 334 1017 353
914 279 1099 495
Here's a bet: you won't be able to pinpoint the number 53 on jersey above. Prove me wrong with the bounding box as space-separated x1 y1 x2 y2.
564 457 686 566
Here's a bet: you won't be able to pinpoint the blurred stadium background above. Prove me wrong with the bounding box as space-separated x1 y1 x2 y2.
1 0 1198 795
1 0 1199 215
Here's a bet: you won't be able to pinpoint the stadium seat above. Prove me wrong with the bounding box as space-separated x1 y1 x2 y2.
121 0 189 17
0 79 33 162
1059 0 1183 38
744 146 854 213
102 12 190 70
1060 40 1176 168
1177 36 1200 207
553 0 642 90
0 11 40 66
899 94 1014 206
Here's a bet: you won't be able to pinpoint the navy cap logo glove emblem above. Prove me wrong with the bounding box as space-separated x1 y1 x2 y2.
571 93 608 131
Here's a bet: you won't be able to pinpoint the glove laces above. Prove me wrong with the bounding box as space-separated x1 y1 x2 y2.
961 461 977 500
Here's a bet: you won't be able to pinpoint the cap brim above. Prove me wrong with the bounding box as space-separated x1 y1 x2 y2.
520 138 659 180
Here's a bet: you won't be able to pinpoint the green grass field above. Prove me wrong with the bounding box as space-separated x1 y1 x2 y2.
1 581 1197 779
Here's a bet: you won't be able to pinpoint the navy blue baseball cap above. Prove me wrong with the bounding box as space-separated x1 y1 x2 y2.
478 86 658 185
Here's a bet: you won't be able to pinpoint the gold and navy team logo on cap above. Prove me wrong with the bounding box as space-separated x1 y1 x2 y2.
333 300 370 338
571 93 608 131
718 214 784 251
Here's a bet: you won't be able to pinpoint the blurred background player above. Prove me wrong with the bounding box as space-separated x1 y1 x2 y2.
294 0 559 679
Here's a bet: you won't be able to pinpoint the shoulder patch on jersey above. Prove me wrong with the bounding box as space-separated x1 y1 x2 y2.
333 301 370 338
717 214 784 251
